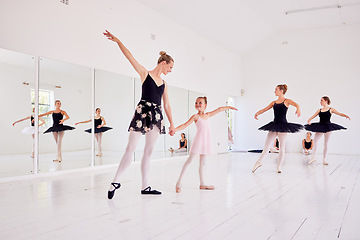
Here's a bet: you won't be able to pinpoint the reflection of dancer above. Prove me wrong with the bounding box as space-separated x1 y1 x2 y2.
169 133 187 153
75 108 112 157
302 132 313 155
305 96 350 165
12 108 45 158
252 84 303 173
173 97 237 193
40 100 75 162
104 30 175 199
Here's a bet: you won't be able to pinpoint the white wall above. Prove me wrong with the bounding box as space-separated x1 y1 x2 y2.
235 25 360 155
0 0 243 154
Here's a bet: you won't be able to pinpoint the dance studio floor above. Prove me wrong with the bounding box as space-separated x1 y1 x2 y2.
0 152 359 240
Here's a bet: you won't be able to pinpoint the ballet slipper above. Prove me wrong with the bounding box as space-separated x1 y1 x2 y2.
277 168 282 173
199 185 215 190
175 183 181 193
252 161 262 173
323 161 328 165
96 154 103 157
308 159 316 165
53 159 59 162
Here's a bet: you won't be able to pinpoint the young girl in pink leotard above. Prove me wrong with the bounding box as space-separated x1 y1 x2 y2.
172 96 237 193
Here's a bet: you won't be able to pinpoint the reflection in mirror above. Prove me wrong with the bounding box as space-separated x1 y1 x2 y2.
38 58 92 172
0 48 35 177
188 91 206 152
94 69 134 165
134 78 165 161
164 86 189 158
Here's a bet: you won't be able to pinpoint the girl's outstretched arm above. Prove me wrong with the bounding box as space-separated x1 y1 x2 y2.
286 99 301 117
307 109 320 125
12 116 31 126
254 101 274 120
331 108 351 120
174 115 196 133
39 110 53 118
75 119 91 125
103 30 147 81
207 106 238 118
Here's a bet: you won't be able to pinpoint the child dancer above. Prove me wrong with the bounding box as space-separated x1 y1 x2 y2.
172 96 237 193
40 100 75 162
252 84 303 173
305 96 350 165
12 108 45 158
104 30 175 199
302 132 313 155
75 108 112 157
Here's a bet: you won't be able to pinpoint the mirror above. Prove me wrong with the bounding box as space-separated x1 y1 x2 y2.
38 58 92 172
164 86 189 157
94 69 134 165
0 48 35 177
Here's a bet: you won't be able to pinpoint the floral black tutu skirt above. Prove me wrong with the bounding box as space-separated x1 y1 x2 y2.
304 122 346 133
44 125 75 134
85 126 113 133
128 100 166 135
259 121 304 133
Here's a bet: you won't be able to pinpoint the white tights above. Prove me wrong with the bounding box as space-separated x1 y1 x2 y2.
176 153 208 186
111 128 159 190
95 133 103 155
310 132 332 162
255 132 287 171
52 131 65 160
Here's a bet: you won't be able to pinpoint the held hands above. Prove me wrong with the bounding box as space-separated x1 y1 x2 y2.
169 125 176 136
103 30 119 43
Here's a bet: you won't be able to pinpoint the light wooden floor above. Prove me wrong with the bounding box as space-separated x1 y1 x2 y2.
0 152 359 240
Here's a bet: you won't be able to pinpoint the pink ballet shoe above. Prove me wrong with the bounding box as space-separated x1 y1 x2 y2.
199 185 215 190
252 161 262 173
175 183 181 193
323 161 328 165
308 159 316 165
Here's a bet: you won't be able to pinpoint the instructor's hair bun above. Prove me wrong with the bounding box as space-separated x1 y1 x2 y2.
157 51 174 64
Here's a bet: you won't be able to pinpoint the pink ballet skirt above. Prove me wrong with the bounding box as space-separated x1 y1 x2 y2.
190 117 212 155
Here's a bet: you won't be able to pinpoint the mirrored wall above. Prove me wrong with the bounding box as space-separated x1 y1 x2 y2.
0 47 205 178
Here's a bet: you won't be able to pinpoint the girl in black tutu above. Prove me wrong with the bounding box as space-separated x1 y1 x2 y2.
75 108 112 157
40 100 75 162
305 96 350 165
253 84 303 173
103 30 175 198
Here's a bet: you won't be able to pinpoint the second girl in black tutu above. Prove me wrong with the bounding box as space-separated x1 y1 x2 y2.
75 108 112 157
40 100 75 162
253 84 303 173
305 96 350 165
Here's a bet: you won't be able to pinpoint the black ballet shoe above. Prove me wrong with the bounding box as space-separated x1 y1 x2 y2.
108 182 121 199
141 186 161 195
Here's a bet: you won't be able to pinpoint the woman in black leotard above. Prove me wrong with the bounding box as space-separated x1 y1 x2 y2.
12 108 46 158
252 84 303 173
75 108 112 157
169 133 187 153
40 100 74 162
305 96 350 165
104 30 175 199
302 132 313 155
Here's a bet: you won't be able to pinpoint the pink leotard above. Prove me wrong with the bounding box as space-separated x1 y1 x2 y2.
190 116 212 155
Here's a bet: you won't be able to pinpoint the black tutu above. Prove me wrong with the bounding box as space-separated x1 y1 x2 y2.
128 100 166 135
44 125 75 133
259 122 304 133
85 126 113 133
304 123 346 133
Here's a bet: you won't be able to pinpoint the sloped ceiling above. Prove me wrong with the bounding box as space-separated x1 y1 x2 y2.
136 0 360 55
